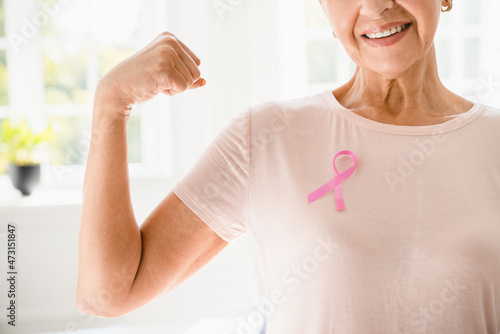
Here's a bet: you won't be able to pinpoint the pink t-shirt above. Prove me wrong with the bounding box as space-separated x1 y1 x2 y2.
171 90 500 333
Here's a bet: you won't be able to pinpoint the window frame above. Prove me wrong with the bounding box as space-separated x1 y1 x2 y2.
0 0 175 190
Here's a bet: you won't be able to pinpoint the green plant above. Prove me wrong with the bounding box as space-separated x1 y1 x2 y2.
0 118 54 171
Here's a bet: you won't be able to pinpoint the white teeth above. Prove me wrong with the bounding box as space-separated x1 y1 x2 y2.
365 24 408 39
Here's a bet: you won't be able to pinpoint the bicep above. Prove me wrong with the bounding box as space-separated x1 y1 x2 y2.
122 191 228 314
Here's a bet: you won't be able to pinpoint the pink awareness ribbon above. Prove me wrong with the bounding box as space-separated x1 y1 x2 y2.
307 150 357 211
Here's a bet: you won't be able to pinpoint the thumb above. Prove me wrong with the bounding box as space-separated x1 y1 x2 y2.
189 78 206 90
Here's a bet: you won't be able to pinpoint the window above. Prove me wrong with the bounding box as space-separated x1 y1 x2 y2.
434 0 484 97
304 0 355 94
0 0 171 186
40 0 145 169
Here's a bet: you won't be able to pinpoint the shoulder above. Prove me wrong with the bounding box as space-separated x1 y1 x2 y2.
472 103 500 145
245 91 332 127
477 103 500 129
482 104 500 118
249 91 328 115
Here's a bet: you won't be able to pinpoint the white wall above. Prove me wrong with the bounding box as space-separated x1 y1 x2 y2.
164 0 285 176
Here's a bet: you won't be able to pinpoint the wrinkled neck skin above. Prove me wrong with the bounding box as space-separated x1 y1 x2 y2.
333 44 474 126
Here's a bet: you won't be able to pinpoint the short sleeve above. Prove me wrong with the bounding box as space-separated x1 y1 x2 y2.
171 109 251 243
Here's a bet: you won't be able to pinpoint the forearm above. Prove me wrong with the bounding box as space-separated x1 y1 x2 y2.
77 96 142 316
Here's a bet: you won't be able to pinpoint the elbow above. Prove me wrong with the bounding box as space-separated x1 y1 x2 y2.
76 289 127 318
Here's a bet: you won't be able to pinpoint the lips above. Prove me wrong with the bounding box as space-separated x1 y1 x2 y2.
363 23 411 39
361 21 412 36
360 22 411 48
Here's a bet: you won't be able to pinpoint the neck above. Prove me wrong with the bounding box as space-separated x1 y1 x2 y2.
334 44 471 125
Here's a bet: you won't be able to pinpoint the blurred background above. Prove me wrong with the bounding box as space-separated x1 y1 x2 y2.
0 0 498 333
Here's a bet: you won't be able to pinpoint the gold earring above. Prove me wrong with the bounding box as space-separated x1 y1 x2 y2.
332 30 337 39
441 0 453 12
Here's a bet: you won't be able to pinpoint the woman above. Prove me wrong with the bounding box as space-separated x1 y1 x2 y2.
77 0 500 332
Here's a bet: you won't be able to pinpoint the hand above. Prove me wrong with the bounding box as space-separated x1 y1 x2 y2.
95 31 205 113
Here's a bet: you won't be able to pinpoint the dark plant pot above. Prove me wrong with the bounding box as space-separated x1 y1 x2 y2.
8 163 41 196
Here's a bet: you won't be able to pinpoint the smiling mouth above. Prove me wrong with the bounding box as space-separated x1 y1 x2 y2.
362 23 411 39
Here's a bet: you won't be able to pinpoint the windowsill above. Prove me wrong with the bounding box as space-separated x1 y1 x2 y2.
33 316 266 334
0 175 83 210
0 172 179 211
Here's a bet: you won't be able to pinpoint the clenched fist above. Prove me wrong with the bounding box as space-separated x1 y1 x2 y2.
95 31 205 115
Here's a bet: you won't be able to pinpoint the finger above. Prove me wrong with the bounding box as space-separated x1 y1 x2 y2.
163 77 205 95
161 89 177 96
174 38 201 66
164 63 190 93
163 36 201 81
189 78 206 90
171 50 195 88
176 48 201 82
161 32 201 66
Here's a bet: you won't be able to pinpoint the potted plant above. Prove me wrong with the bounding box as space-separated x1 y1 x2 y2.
0 118 54 196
